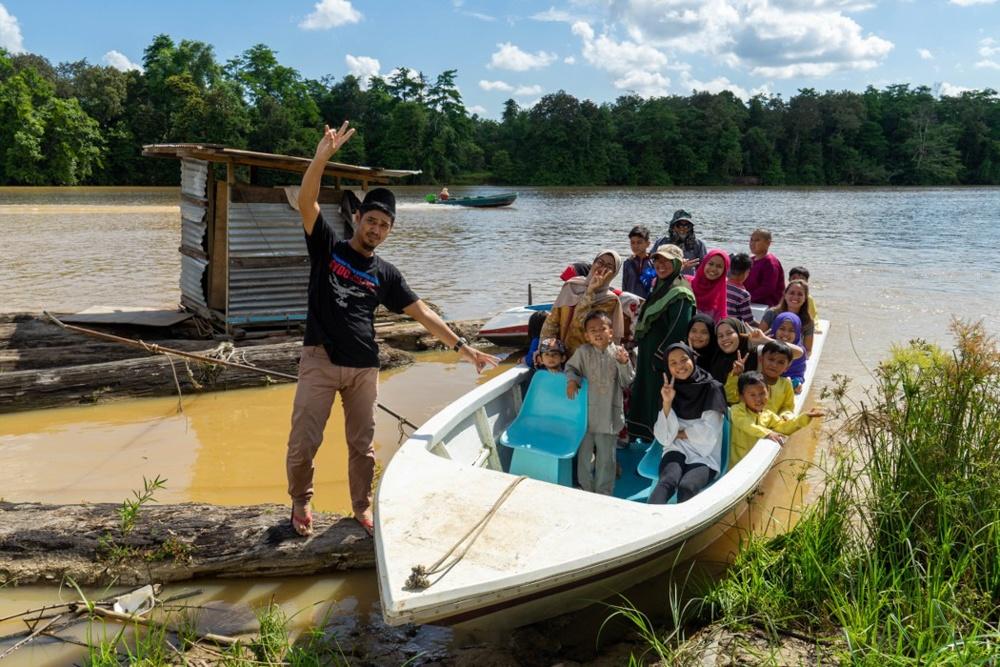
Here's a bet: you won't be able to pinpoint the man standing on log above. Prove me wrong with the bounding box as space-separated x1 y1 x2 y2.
289 121 499 537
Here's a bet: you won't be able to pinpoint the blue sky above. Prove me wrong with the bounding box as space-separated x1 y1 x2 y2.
2 0 999 117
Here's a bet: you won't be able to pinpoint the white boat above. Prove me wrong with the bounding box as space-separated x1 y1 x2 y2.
477 303 552 346
375 318 829 629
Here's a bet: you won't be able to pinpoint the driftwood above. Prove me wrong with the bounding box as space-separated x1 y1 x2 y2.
0 502 374 587
0 341 413 413
0 311 487 413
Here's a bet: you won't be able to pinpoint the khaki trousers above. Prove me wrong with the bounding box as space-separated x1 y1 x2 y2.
286 345 378 516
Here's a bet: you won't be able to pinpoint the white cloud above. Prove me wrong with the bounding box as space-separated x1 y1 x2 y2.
345 54 381 88
979 37 1000 57
949 0 997 5
300 0 361 30
479 79 514 92
515 84 543 95
918 48 933 60
602 0 893 80
975 59 1000 69
679 72 749 98
468 104 488 115
103 50 143 72
0 3 24 54
466 11 495 21
571 20 671 96
531 7 578 22
489 42 557 70
564 55 576 64
938 82 973 96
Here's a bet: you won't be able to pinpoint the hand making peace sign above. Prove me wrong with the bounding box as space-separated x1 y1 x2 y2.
730 350 748 376
315 121 356 161
660 373 676 409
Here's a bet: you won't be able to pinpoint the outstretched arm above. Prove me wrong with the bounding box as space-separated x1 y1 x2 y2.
403 300 500 373
300 121 355 235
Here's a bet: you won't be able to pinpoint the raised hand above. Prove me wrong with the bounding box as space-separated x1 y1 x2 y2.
586 265 611 293
567 380 580 400
748 328 770 344
660 373 676 409
730 350 748 376
613 344 630 364
805 407 825 418
682 257 700 271
315 121 356 161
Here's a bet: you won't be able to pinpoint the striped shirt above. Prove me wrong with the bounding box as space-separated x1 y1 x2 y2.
726 283 753 324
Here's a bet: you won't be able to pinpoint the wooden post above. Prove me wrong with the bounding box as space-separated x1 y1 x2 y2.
208 178 229 312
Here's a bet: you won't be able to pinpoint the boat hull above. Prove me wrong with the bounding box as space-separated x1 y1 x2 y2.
477 303 552 346
434 192 518 207
375 320 830 631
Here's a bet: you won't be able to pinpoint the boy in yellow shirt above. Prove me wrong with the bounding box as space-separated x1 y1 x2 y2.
730 371 824 466
725 341 797 418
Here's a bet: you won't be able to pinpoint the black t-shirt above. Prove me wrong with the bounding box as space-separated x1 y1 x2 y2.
303 212 418 367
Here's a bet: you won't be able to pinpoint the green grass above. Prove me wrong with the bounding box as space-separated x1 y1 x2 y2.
620 321 1000 664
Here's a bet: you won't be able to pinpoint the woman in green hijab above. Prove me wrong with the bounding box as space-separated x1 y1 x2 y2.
626 244 696 442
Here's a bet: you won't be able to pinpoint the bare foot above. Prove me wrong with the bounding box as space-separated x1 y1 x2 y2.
291 503 313 537
354 511 374 537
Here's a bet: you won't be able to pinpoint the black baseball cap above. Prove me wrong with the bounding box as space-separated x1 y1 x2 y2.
359 187 396 220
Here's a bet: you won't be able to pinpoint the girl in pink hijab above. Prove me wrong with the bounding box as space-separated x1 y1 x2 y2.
688 249 730 323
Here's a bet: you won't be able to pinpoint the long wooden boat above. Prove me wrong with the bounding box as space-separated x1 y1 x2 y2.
375 318 829 629
431 192 517 208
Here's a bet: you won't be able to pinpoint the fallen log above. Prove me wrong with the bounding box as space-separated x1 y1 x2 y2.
0 502 374 587
0 341 413 413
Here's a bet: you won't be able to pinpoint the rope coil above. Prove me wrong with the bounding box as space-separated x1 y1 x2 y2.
405 475 527 591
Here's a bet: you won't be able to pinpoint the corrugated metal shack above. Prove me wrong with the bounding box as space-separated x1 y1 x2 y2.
143 145 419 330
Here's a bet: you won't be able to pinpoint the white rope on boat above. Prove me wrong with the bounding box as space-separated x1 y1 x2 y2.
405 475 528 590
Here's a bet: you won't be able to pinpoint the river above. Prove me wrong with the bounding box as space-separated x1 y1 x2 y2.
0 185 996 664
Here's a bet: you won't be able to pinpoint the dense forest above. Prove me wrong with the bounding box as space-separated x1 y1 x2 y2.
2 35 999 187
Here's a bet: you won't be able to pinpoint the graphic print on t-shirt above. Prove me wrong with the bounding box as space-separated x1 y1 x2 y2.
328 252 379 307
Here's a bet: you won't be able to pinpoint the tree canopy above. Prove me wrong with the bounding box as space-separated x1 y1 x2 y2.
1 37 999 186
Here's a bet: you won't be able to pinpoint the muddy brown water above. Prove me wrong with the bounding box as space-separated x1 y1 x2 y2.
1 186 996 664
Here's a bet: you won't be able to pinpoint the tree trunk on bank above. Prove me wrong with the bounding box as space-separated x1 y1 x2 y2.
0 502 374 587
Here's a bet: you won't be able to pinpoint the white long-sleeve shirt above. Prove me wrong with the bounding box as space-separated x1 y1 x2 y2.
653 408 725 472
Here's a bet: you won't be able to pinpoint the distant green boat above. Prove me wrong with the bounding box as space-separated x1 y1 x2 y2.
427 192 517 208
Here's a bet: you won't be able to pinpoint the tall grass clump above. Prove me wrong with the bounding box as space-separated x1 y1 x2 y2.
704 321 1000 663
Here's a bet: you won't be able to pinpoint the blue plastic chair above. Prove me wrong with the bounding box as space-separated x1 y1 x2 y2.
499 372 588 486
627 413 731 503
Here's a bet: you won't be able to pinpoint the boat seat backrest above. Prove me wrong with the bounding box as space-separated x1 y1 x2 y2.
500 371 588 459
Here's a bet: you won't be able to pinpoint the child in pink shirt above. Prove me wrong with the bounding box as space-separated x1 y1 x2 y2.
744 228 785 307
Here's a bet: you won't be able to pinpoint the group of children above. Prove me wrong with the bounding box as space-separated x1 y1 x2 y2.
526 211 825 504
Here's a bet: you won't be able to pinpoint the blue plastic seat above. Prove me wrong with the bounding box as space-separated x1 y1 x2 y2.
626 413 731 503
499 372 588 486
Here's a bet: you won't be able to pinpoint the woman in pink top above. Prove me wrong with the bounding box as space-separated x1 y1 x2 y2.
688 249 729 322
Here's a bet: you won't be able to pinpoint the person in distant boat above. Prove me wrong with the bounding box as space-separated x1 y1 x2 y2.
649 342 727 504
729 371 824 467
287 121 499 538
541 250 624 357
565 311 636 496
626 244 695 442
652 210 707 276
744 228 785 307
438 187 450 201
